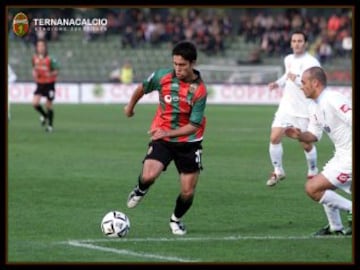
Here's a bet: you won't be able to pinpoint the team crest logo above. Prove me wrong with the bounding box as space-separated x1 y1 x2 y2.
189 83 198 94
12 12 29 37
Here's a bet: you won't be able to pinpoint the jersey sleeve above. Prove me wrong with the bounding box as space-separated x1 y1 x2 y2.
142 70 161 94
50 56 60 70
330 92 352 127
307 102 323 141
189 85 207 126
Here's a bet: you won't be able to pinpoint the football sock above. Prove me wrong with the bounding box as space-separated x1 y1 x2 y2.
47 109 54 126
319 190 352 212
304 145 317 172
137 175 151 192
173 194 193 219
34 105 47 118
322 204 344 231
269 143 284 174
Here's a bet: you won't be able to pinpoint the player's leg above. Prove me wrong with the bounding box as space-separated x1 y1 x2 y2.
32 93 47 126
169 143 202 235
301 142 318 178
126 141 171 208
169 171 199 235
45 99 54 132
306 160 352 235
267 125 286 186
45 86 55 132
297 117 318 178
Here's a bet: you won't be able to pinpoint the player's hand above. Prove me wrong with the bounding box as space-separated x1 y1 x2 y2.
268 82 278 90
148 128 169 140
284 127 301 139
124 105 134 117
287 72 297 81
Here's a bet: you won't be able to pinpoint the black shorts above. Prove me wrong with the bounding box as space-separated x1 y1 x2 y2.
34 82 56 101
143 140 204 174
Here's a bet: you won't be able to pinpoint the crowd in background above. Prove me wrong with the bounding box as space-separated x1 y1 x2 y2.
238 8 352 63
8 7 352 64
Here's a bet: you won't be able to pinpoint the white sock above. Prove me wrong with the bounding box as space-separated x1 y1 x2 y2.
322 204 344 231
304 145 318 173
319 190 352 212
269 143 284 174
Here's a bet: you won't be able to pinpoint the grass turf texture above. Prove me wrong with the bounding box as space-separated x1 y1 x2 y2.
7 104 353 264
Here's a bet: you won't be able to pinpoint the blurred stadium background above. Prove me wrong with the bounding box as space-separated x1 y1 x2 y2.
8 7 352 86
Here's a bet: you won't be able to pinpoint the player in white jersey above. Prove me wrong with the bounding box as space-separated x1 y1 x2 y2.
285 66 352 236
266 30 321 187
8 64 17 121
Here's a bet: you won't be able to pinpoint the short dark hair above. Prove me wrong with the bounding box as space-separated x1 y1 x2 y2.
306 66 327 86
172 40 197 63
291 30 308 43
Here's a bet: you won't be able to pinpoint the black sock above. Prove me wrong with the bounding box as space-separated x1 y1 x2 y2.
47 109 54 126
34 105 47 118
136 175 151 194
173 194 194 220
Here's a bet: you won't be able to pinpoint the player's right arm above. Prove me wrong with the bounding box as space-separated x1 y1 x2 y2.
285 127 318 143
124 83 145 117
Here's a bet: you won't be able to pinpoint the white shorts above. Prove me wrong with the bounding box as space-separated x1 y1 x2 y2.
271 110 309 131
322 155 352 194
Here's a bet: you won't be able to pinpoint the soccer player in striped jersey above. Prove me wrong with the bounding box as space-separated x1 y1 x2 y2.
32 39 60 132
285 67 352 236
124 41 207 235
266 30 321 187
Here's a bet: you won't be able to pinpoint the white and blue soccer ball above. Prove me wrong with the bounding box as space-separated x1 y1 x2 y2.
100 211 130 238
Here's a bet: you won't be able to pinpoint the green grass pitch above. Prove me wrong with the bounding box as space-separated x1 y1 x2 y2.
7 104 353 264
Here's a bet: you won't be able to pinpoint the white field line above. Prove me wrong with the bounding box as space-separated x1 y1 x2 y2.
67 240 199 262
61 234 352 244
61 235 351 262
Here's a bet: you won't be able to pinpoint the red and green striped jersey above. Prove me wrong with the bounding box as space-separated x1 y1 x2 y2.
32 54 59 84
143 68 207 143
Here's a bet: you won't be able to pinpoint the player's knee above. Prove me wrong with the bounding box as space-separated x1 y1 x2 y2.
305 180 321 201
180 192 194 202
302 143 313 152
141 172 158 184
270 132 282 144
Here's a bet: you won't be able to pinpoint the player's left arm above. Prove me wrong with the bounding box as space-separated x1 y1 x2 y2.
150 88 207 140
330 93 352 127
50 57 60 77
285 103 322 143
150 123 199 140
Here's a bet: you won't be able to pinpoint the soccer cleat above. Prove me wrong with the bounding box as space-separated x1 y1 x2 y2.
45 126 53 133
169 219 187 235
40 115 47 126
126 186 147 208
266 172 286 187
312 224 351 236
342 226 352 236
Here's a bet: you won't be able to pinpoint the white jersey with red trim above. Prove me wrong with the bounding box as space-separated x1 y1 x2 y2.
276 52 321 117
307 89 352 164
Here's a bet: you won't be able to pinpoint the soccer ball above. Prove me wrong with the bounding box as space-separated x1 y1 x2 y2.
100 211 130 238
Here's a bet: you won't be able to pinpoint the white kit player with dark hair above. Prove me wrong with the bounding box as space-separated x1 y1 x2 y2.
285 66 352 236
266 30 321 187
